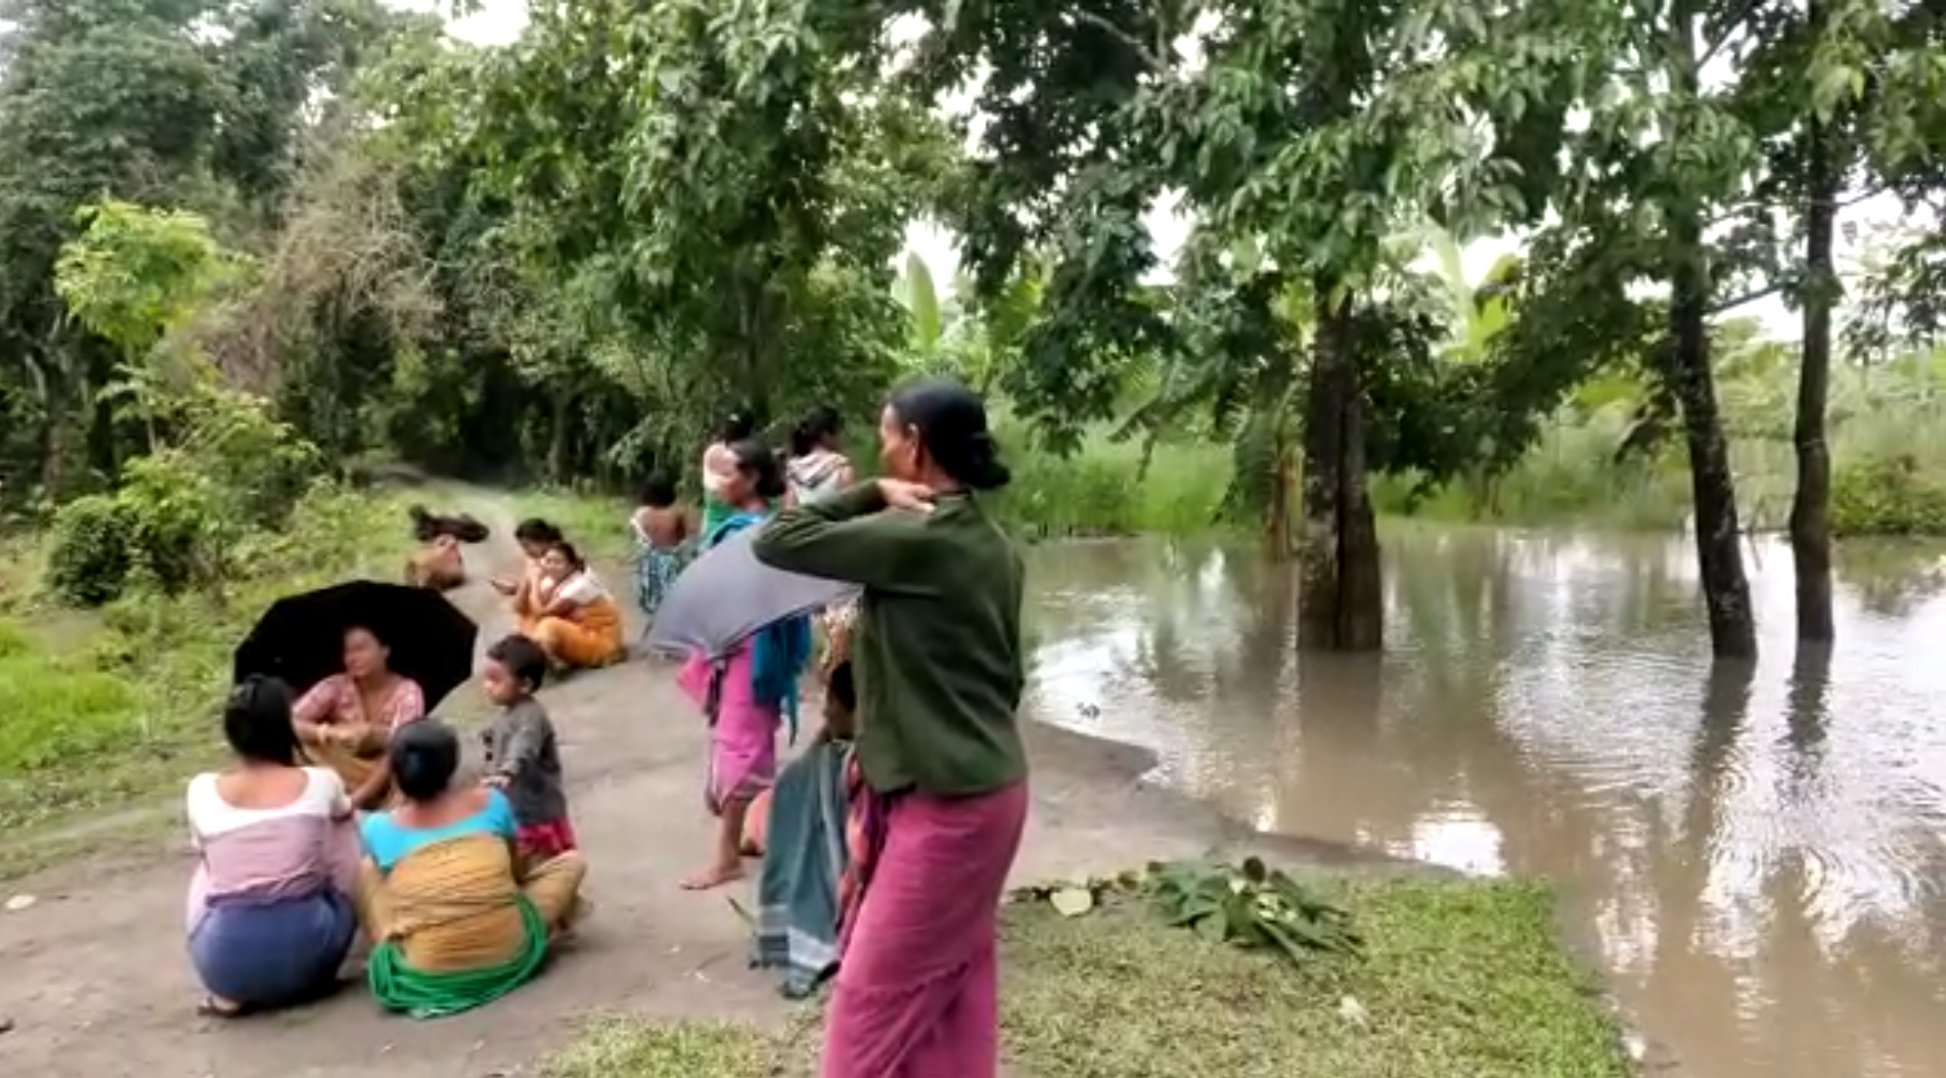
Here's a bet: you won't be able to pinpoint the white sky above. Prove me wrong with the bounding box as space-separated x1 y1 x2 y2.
417 0 1913 342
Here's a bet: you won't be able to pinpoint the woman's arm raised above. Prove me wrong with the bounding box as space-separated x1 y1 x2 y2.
751 480 934 592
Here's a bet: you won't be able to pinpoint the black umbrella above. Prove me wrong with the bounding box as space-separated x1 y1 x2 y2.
234 580 480 709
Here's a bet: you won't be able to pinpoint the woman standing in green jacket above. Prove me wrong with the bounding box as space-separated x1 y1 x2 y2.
752 377 1027 1078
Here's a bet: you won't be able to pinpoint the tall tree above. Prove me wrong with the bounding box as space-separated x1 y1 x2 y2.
1507 0 1781 658
1666 0 1946 648
899 0 1587 650
460 0 949 463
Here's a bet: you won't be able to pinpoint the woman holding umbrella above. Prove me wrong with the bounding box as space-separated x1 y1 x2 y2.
237 579 478 813
751 377 1026 1077
292 625 425 810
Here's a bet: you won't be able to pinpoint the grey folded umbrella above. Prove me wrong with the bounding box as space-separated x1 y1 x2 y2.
644 522 858 660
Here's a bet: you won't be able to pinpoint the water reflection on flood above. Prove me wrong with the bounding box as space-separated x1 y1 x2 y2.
1022 529 1946 1078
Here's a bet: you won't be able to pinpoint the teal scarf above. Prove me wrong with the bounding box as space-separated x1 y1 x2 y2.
706 511 813 742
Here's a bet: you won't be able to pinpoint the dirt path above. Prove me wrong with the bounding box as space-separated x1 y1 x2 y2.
0 488 1405 1078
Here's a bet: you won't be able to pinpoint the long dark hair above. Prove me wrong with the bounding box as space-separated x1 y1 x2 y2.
224 675 301 767
514 518 563 545
718 410 757 443
390 719 461 802
887 377 1011 491
545 540 588 573
789 405 843 458
729 438 787 500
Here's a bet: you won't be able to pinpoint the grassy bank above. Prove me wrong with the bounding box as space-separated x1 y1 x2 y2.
546 877 1630 1078
0 483 417 843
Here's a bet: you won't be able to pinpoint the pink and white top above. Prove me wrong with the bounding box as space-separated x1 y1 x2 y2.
185 768 355 930
292 673 425 731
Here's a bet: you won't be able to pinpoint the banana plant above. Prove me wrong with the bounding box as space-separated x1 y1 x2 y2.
893 250 947 366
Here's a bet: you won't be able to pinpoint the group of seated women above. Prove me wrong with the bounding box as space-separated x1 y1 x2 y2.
495 519 627 672
186 675 586 1020
185 513 626 1020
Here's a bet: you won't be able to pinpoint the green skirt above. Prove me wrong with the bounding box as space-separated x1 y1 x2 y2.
366 896 548 1019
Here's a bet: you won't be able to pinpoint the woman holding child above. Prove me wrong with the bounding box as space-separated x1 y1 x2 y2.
753 377 1027 1077
494 518 625 671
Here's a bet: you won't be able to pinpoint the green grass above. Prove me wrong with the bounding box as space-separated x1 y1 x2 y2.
991 429 1235 539
518 488 638 563
544 878 1630 1078
0 483 418 837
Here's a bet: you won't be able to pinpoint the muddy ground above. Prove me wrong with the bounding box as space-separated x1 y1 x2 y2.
0 493 1406 1078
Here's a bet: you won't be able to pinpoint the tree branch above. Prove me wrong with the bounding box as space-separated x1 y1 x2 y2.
1708 283 1782 316
1069 11 1169 75
1697 3 1760 70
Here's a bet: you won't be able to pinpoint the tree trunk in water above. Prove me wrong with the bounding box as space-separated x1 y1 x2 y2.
1669 215 1758 658
1789 3 1837 645
1297 290 1383 652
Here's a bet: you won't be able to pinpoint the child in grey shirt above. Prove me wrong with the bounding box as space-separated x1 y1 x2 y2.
480 633 575 867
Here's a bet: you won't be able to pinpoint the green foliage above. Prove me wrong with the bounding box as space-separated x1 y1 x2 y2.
1150 856 1364 961
44 494 138 605
44 380 319 603
994 429 1230 539
1831 455 1946 537
3 482 415 829
1018 857 1365 967
0 630 142 775
54 199 241 361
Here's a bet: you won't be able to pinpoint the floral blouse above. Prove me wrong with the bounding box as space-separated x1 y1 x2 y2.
292 674 425 731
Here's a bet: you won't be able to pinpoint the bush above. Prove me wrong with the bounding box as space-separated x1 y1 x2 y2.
45 495 138 606
43 381 322 605
1831 454 1946 537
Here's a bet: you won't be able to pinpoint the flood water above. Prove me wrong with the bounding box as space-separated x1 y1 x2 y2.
1021 528 1946 1078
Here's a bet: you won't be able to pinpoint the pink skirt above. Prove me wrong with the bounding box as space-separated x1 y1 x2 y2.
681 647 780 813
822 780 1029 1077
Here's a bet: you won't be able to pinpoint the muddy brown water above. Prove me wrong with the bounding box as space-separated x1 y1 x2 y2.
1021 527 1946 1078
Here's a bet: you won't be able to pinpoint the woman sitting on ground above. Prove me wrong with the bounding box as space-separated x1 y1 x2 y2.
292 625 426 811
357 720 588 1019
519 541 626 671
186 676 362 1018
492 518 565 618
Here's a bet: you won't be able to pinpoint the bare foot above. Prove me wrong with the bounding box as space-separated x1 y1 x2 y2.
197 995 250 1019
679 863 745 890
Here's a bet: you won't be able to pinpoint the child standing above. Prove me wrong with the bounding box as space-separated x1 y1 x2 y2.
479 634 576 865
629 473 693 621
